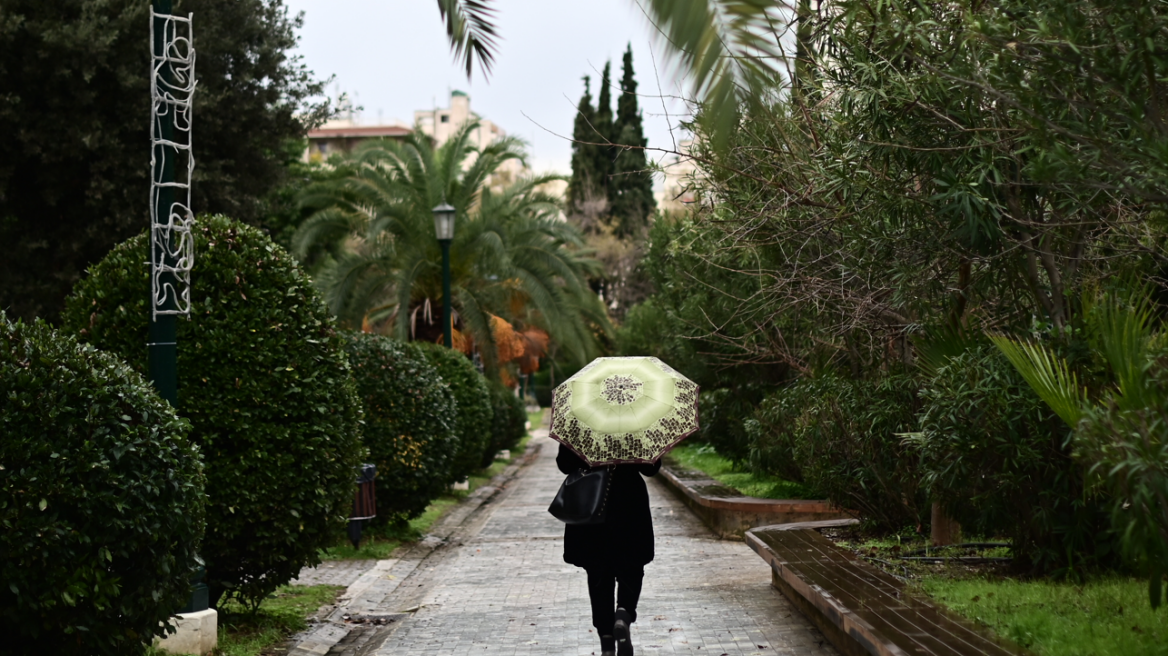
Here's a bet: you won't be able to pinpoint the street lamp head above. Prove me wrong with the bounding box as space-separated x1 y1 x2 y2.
432 202 456 241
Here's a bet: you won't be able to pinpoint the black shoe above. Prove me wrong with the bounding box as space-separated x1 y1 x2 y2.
600 634 616 656
614 608 633 656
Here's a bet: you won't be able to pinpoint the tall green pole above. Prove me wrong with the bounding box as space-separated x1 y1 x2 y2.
440 239 453 348
150 0 177 408
151 0 208 614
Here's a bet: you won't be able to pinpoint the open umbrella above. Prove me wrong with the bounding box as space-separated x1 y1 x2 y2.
550 356 699 465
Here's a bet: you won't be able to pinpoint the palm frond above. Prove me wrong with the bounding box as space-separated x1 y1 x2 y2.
1090 293 1158 410
436 0 500 79
989 335 1088 428
638 0 789 149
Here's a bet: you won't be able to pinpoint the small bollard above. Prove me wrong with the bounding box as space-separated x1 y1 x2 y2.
348 464 377 548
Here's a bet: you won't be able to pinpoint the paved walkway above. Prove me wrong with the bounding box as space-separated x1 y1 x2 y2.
345 431 838 656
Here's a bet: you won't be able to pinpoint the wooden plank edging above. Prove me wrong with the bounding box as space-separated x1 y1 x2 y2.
746 525 1032 656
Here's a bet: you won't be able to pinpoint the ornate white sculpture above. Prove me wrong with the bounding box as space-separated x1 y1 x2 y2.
150 10 196 319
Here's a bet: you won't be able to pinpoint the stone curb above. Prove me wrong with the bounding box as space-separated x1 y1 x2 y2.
286 435 545 656
657 457 854 539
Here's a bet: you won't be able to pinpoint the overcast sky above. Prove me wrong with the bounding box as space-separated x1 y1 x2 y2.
282 0 693 176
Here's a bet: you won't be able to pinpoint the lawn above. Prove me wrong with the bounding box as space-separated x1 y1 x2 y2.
920 576 1168 656
824 526 1168 656
666 442 815 499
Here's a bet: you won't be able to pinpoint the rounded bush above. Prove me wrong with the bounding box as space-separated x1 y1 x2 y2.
346 334 457 523
0 317 204 655
483 379 527 467
914 345 1111 571
417 343 492 483
61 215 364 609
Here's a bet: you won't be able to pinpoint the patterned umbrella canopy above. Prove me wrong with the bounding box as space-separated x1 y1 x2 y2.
550 356 699 465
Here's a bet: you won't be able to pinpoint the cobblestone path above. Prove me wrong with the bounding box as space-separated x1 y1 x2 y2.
368 433 837 656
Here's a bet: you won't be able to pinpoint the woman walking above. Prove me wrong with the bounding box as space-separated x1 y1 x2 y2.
557 443 661 656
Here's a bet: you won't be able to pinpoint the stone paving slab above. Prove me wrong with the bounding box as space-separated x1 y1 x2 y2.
293 559 380 588
371 435 838 656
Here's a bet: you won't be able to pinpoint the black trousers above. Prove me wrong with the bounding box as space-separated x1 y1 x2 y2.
586 565 645 633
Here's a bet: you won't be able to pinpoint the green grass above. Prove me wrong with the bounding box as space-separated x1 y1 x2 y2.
668 442 815 499
919 576 1168 656
148 584 344 656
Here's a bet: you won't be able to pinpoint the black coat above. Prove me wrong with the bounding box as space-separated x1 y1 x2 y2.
556 443 662 570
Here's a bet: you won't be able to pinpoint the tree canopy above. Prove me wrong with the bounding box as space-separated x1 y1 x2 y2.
293 123 611 378
0 0 330 320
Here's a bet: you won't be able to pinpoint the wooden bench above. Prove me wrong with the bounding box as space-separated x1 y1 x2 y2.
746 524 1031 656
658 457 853 539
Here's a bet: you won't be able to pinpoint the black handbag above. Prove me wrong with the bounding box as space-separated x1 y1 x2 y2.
548 466 613 525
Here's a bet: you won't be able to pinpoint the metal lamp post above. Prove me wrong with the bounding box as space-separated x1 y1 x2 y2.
432 203 456 349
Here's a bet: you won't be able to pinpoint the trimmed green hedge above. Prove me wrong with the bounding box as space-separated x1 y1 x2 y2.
483 379 527 467
346 334 457 523
0 317 204 655
61 215 364 609
417 343 492 483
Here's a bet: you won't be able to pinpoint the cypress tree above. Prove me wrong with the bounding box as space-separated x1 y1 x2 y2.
568 75 599 212
610 44 656 236
593 61 616 202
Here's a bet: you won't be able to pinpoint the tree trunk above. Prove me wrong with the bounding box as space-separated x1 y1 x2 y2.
931 502 961 546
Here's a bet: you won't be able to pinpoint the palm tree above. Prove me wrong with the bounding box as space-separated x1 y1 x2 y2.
435 0 790 149
293 122 611 374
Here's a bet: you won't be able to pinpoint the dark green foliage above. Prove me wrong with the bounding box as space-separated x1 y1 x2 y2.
0 317 204 655
913 345 1113 573
744 384 808 484
594 62 615 193
0 0 330 321
483 379 527 467
418 342 492 483
1078 357 1168 607
697 384 771 466
568 76 601 212
345 334 457 523
567 48 655 235
753 374 926 530
60 215 363 610
610 45 656 236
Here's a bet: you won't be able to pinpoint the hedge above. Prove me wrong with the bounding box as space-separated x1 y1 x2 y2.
417 342 493 483
483 379 527 467
346 334 458 523
61 215 364 609
0 316 204 655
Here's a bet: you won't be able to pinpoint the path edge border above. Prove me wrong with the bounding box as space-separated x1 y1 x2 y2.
657 458 853 539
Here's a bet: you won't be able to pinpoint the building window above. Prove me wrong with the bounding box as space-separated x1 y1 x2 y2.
440 114 449 123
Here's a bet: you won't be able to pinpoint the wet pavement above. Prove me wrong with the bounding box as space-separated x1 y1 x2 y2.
319 430 840 656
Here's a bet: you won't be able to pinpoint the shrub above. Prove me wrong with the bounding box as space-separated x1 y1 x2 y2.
912 345 1113 573
483 379 527 467
1077 357 1168 606
744 383 811 483
346 334 457 523
700 384 771 465
418 343 492 483
61 215 364 609
0 317 204 655
782 373 928 531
